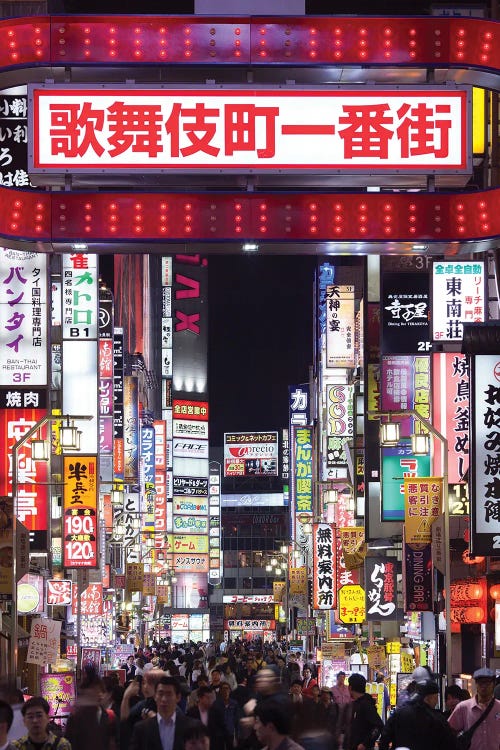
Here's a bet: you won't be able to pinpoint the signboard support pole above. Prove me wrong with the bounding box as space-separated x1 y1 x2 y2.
368 409 451 681
10 414 93 682
76 568 82 681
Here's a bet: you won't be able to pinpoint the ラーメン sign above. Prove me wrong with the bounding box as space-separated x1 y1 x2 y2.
28 85 471 174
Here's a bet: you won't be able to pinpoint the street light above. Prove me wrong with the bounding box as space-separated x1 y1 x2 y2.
369 408 451 682
10 413 93 681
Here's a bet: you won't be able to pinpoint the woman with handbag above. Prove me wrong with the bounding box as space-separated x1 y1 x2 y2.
448 668 500 750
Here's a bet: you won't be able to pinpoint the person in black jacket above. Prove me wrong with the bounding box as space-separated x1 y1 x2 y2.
379 679 457 750
347 674 383 750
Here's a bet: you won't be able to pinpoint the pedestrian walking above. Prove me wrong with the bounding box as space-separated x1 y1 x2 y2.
347 674 383 750
129 676 195 750
448 667 500 750
379 679 456 750
13 697 72 750
253 699 305 750
0 700 20 750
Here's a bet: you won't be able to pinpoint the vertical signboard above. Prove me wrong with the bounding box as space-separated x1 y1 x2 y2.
326 285 355 368
381 354 431 429
432 352 470 484
293 427 313 516
113 327 124 479
381 271 430 354
365 556 397 620
0 409 48 532
0 249 47 386
404 477 442 545
313 523 337 610
432 261 485 342
403 540 433 612
123 376 139 481
62 253 98 454
208 461 222 584
382 444 431 521
63 455 98 568
471 355 500 555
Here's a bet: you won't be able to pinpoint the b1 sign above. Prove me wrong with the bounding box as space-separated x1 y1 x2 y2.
28 85 471 174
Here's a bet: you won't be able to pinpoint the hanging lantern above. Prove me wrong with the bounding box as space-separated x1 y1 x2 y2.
451 606 486 624
461 549 485 565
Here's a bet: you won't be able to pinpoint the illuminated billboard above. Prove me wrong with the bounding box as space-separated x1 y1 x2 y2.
29 85 471 174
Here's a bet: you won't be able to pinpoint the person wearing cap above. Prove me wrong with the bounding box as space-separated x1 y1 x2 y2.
448 667 500 750
379 679 456 750
347 673 383 750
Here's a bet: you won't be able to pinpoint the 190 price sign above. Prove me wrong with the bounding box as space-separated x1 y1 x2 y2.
63 508 98 568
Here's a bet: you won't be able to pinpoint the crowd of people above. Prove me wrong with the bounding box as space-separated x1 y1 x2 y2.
0 640 498 750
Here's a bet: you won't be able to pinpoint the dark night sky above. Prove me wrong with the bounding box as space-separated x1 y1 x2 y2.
208 255 316 447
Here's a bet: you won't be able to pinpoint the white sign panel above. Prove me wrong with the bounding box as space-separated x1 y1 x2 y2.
173 438 209 459
0 250 47 386
432 261 485 342
326 285 355 368
173 419 209 439
29 86 470 174
62 253 98 340
472 355 500 555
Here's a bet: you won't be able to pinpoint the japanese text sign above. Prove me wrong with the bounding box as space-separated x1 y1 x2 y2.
46 579 72 606
62 253 98 341
293 426 313 514
365 556 397 621
404 477 442 545
382 444 431 522
26 618 61 666
403 540 433 612
313 523 337 609
0 408 48 532
29 86 470 174
72 582 103 615
62 455 98 568
432 352 470 485
224 431 278 478
326 285 355 368
471 355 500 555
432 261 485 342
338 584 366 624
0 249 47 386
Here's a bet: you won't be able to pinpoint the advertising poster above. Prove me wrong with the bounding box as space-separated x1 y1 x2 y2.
40 673 76 716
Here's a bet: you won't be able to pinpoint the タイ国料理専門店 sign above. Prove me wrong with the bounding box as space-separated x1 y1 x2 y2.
29 85 471 174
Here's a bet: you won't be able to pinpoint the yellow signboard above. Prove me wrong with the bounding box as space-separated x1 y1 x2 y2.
386 641 401 654
273 581 286 603
404 477 442 545
338 584 365 624
367 645 387 669
172 535 209 554
125 563 144 592
289 566 307 594
400 652 415 673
